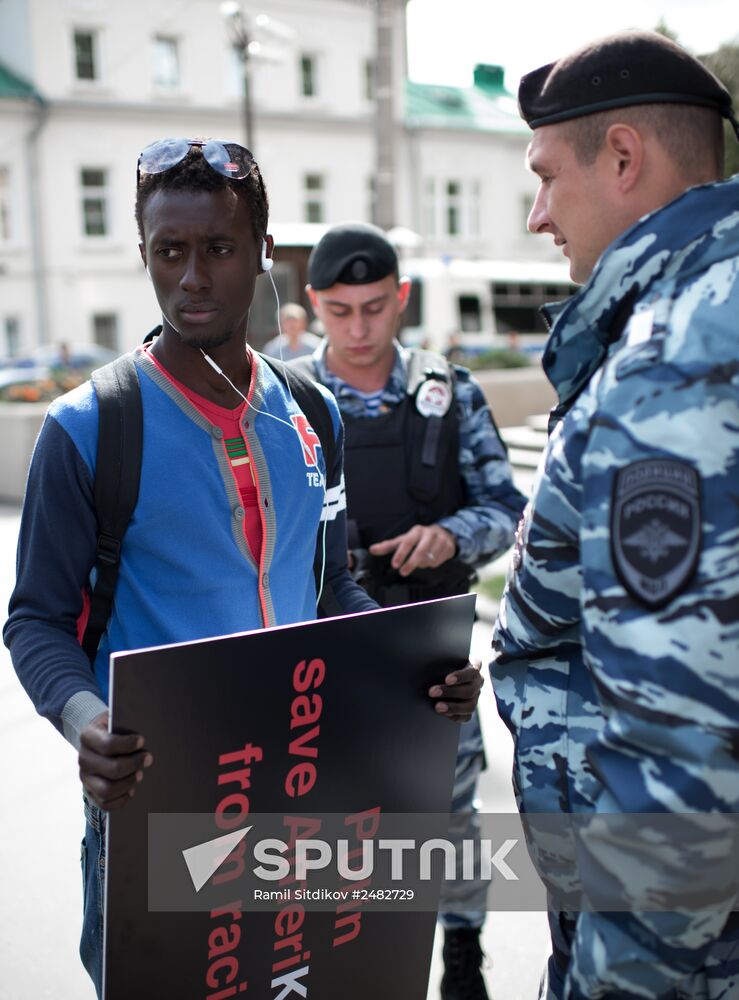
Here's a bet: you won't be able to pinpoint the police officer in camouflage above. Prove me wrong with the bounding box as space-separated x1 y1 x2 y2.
296 222 527 999
492 30 739 1000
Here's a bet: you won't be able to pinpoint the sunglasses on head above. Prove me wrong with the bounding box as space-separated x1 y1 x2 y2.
136 138 255 186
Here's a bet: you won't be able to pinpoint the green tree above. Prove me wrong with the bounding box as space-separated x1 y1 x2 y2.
654 18 680 43
701 42 739 177
652 22 739 177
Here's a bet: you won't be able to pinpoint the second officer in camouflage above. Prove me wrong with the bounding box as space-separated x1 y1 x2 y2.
492 30 739 1000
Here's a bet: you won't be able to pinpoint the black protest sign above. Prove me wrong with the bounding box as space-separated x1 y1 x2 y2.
105 595 475 999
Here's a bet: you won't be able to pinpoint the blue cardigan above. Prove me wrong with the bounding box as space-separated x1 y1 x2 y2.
4 350 375 747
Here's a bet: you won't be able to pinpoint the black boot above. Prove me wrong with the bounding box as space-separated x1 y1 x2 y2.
440 927 490 1000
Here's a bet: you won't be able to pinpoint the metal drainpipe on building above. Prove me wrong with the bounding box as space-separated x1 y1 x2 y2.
26 96 49 347
374 0 396 231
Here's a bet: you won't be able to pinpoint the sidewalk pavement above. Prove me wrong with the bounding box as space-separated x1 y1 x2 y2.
0 504 550 1000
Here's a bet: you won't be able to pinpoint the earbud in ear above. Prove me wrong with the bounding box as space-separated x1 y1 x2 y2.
145 265 152 282
261 239 274 272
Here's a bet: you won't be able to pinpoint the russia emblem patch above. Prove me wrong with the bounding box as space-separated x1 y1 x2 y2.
611 459 701 608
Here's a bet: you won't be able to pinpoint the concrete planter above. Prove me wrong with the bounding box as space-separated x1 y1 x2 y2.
474 365 556 428
0 366 554 505
0 403 47 503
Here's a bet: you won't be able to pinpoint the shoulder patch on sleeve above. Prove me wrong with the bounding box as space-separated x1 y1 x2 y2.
611 459 701 608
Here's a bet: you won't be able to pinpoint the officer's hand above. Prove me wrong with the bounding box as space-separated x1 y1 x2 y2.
78 711 153 811
369 523 457 577
428 659 483 723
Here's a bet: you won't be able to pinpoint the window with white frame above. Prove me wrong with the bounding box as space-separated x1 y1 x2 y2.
300 54 317 98
0 166 12 242
303 173 324 223
367 175 377 223
4 316 20 357
364 59 376 102
93 313 118 350
425 178 482 239
152 36 180 89
423 178 437 238
74 29 99 81
80 168 109 237
468 180 481 237
446 180 461 236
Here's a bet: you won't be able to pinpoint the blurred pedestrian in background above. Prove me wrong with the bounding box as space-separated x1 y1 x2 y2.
262 302 321 360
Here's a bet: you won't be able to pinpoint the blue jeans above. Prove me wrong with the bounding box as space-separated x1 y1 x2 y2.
80 796 106 999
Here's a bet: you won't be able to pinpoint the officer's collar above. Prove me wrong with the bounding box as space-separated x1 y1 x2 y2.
542 175 739 407
311 339 407 405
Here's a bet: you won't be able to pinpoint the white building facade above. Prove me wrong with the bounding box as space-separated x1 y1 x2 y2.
0 0 553 355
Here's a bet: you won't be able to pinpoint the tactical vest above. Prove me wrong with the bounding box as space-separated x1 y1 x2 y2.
295 350 472 605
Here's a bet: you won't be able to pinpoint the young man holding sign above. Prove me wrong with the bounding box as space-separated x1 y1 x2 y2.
4 139 483 995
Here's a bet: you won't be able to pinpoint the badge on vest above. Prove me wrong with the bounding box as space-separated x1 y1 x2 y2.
611 459 701 608
415 378 452 418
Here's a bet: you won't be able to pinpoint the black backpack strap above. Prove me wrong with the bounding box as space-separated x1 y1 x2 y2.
285 354 316 380
82 354 143 661
261 354 342 614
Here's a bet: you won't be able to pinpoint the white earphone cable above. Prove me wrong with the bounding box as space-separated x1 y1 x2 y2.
200 257 329 607
265 267 330 607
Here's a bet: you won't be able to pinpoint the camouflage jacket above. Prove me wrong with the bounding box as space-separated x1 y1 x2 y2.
492 175 739 999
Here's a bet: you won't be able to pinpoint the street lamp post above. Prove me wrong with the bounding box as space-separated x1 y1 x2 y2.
221 1 255 150
374 0 396 230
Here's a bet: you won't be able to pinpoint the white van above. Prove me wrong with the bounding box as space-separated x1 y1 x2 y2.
251 224 577 356
397 257 577 354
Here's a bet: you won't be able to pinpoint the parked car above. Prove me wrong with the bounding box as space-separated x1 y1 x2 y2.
28 343 119 369
0 343 120 402
0 364 50 387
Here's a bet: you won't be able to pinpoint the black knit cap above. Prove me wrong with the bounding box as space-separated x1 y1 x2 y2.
308 222 398 290
519 30 738 138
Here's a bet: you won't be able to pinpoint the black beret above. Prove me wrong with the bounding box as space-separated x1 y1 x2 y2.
519 30 737 132
308 222 398 290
